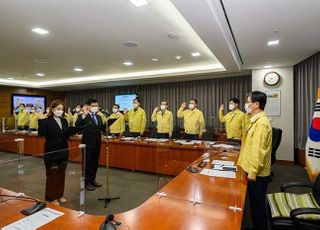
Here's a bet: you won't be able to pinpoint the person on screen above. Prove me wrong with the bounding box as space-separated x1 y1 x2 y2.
76 98 104 191
72 104 83 126
38 99 74 205
177 99 205 140
151 100 173 139
29 106 39 131
107 104 125 136
124 98 146 137
218 98 245 140
13 103 30 130
237 91 272 230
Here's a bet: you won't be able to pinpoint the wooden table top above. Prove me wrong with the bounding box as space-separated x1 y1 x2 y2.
0 148 246 230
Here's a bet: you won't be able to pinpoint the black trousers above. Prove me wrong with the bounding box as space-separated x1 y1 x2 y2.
84 143 101 186
156 133 169 139
129 132 141 137
44 160 67 201
184 133 198 140
247 176 269 230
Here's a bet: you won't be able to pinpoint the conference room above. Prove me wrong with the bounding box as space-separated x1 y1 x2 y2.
0 0 319 229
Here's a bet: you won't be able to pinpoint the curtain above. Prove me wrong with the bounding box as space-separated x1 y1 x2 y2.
66 75 252 129
294 52 320 149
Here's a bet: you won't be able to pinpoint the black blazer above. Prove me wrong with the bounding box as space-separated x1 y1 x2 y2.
75 113 103 148
38 117 69 161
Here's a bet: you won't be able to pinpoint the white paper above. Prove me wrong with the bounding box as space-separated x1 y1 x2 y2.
211 160 234 166
212 144 234 149
2 208 64 230
146 138 169 142
200 169 236 179
174 140 203 145
265 90 281 116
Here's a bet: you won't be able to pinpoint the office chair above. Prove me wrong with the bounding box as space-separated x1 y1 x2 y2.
271 127 283 177
267 174 320 230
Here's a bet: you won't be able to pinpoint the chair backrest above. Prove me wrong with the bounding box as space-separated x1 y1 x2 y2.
271 127 283 164
313 174 320 205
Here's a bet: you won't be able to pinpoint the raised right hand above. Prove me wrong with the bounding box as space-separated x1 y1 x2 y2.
38 109 47 120
153 106 159 113
82 105 90 116
181 102 186 109
219 104 224 112
123 108 128 114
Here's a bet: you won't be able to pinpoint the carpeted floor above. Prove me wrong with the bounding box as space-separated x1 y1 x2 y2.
0 151 311 228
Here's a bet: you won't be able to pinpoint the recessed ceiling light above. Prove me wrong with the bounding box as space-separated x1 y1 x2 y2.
191 52 201 57
264 65 272 68
32 27 49 35
7 77 14 80
128 0 148 7
267 40 279 46
152 59 158 62
36 73 45 77
123 61 133 66
175 56 182 60
73 68 83 72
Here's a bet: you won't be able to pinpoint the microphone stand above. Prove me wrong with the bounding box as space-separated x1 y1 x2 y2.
98 128 120 208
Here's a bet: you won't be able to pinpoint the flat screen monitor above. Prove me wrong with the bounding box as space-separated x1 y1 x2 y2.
12 94 46 113
114 93 138 111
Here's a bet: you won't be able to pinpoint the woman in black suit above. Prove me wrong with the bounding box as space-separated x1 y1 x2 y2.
38 99 70 205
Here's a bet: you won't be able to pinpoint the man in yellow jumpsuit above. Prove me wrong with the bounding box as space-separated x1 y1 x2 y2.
108 104 125 136
124 98 146 137
177 98 205 140
13 103 30 130
237 91 272 230
219 98 245 140
29 106 39 130
151 100 173 139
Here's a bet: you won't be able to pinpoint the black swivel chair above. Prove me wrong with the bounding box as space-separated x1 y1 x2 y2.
271 127 283 177
267 174 320 230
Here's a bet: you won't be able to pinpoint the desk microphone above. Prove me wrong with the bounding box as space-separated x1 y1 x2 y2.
186 149 223 173
99 214 121 230
0 194 46 215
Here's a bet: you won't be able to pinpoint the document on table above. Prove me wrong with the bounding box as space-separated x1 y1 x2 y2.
212 144 234 149
211 160 234 166
2 208 64 230
200 168 236 179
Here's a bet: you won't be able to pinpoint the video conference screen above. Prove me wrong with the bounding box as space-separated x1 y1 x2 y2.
12 94 46 113
114 93 138 110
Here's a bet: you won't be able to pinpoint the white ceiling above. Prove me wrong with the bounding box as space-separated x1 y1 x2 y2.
0 0 319 89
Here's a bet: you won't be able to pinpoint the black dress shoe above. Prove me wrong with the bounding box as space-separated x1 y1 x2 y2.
91 181 102 187
85 184 96 191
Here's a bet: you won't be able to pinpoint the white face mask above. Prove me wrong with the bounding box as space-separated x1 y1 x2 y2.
160 105 166 110
75 108 81 112
31 109 36 113
46 109 50 114
245 103 252 114
133 103 139 109
189 104 195 110
229 104 235 111
90 107 99 114
112 108 118 113
53 110 64 117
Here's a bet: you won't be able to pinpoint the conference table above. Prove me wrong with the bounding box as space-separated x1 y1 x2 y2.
0 131 247 229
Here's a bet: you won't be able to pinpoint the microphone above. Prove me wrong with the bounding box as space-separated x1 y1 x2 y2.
0 194 46 215
186 149 223 173
99 214 121 230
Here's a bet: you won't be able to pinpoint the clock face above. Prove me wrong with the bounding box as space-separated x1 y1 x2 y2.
264 72 280 86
